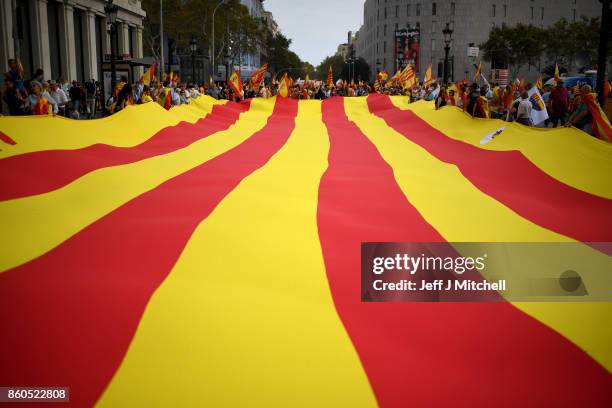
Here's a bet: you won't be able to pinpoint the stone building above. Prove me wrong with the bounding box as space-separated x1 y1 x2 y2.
1 0 146 84
354 0 603 82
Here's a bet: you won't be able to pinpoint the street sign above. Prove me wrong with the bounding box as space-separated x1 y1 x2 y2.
467 46 479 57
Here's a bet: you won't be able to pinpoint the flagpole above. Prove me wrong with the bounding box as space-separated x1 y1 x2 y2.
160 0 164 77
211 0 226 84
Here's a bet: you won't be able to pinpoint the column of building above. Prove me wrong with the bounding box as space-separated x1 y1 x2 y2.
59 0 78 81
32 0 52 79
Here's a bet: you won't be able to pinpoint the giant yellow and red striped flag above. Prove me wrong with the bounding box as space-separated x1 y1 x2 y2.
1 94 611 406
249 63 268 90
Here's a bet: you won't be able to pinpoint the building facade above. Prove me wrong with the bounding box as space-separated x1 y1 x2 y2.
355 0 603 82
237 0 265 78
0 0 145 84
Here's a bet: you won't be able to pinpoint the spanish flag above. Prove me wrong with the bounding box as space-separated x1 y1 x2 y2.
327 66 333 87
278 72 290 98
140 64 156 86
249 64 268 90
422 63 434 86
554 63 560 82
227 70 243 97
473 62 482 82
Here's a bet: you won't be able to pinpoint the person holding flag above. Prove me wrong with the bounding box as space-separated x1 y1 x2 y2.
565 84 611 142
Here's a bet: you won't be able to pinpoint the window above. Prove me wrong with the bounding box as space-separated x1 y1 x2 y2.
530 6 534 19
407 4 411 16
432 21 436 33
377 9 379 20
451 2 455 16
492 4 496 17
503 4 507 17
416 3 421 16
541 7 544 19
432 2 437 16
384 41 387 53
431 39 435 52
384 24 387 36
384 7 387 19
395 5 399 17
572 8 576 21
395 22 398 30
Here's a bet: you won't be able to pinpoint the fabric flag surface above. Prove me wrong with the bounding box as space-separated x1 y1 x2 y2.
0 95 611 407
249 64 268 90
140 64 156 86
277 73 290 98
528 86 549 125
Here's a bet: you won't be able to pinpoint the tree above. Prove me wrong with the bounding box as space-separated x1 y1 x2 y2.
480 23 545 78
315 55 345 81
141 0 265 64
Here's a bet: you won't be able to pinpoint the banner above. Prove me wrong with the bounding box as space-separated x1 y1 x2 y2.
394 28 420 72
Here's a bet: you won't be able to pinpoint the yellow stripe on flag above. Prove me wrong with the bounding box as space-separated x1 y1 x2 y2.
0 96 227 159
0 98 274 272
97 100 377 407
344 97 612 371
390 97 612 199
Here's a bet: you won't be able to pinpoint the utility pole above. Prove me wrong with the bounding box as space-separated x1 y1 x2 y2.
160 0 164 77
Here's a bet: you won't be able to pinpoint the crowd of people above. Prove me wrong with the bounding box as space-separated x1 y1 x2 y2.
2 58 609 140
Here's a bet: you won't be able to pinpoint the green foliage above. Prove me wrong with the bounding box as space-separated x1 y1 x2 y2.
480 16 610 77
314 55 345 80
141 0 265 60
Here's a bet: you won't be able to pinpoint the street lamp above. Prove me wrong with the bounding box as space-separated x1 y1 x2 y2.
225 52 231 82
105 0 118 91
211 0 227 82
442 22 453 85
596 0 611 106
190 36 197 84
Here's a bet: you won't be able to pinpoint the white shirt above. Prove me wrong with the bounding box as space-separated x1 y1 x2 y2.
50 88 69 107
517 98 532 119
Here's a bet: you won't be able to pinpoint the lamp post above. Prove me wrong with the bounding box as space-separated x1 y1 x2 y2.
225 52 231 82
211 0 227 82
105 0 118 90
442 22 453 85
190 36 197 84
596 0 611 106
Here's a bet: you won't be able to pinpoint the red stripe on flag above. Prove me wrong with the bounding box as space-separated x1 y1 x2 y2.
367 94 612 242
0 131 17 145
0 98 298 407
318 97 611 407
0 101 249 201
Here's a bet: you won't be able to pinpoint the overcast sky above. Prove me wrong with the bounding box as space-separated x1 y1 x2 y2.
263 0 365 66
